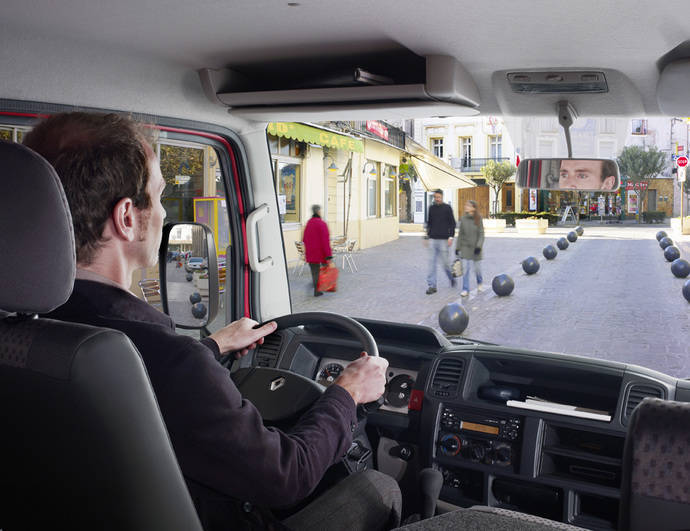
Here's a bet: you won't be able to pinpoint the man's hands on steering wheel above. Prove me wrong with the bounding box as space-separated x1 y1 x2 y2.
224 312 389 418
335 352 388 405
208 317 278 359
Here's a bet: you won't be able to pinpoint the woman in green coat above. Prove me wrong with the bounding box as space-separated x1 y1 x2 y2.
455 200 485 296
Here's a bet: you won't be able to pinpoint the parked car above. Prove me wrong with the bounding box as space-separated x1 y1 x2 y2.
185 257 207 272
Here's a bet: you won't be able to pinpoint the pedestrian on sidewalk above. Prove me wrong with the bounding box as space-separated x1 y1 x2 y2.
424 189 456 295
456 200 485 297
303 205 333 297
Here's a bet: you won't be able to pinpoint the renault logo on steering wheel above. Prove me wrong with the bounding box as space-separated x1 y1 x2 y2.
270 377 286 391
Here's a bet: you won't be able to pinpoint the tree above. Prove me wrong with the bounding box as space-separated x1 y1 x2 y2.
617 146 667 222
480 160 517 216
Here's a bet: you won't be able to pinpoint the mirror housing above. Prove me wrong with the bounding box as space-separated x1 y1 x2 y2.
159 222 219 330
516 158 620 192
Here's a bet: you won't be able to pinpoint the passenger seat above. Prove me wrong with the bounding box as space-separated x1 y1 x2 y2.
619 397 690 531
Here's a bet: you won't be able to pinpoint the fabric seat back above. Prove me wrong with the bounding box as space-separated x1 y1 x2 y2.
0 139 202 530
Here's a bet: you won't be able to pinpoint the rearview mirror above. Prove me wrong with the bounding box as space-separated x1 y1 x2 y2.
516 158 620 192
159 222 219 329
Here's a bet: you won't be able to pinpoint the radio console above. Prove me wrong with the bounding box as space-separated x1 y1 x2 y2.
436 407 522 470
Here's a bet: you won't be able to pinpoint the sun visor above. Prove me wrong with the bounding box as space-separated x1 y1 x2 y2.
406 137 475 190
657 59 690 115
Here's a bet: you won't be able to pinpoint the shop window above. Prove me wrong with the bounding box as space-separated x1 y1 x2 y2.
489 135 503 159
431 137 444 158
383 164 397 217
632 119 648 135
0 126 29 143
271 135 303 157
366 161 379 218
276 161 300 222
267 134 304 223
460 137 472 167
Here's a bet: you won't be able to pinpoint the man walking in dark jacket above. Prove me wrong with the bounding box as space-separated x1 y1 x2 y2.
424 189 456 294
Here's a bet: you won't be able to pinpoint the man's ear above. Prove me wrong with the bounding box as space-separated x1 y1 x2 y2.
602 175 616 190
111 197 136 242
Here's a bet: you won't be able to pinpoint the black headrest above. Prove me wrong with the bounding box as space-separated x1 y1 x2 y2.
0 141 75 313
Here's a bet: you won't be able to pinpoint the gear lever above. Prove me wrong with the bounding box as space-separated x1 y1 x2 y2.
419 468 444 520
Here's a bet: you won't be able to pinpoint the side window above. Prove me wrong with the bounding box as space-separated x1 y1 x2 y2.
2 120 236 334
134 138 231 332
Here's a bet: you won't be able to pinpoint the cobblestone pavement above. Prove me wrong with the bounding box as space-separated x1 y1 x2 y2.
290 224 690 379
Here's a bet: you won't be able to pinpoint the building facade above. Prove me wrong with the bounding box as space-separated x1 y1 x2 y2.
268 120 469 264
412 116 518 219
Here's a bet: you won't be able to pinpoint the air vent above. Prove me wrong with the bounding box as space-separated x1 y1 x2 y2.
431 358 465 398
254 333 282 368
624 384 664 419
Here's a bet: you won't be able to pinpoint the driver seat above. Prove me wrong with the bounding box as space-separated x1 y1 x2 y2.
0 140 202 530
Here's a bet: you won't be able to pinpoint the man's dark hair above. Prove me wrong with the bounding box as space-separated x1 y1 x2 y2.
601 160 618 183
23 112 155 264
434 189 443 195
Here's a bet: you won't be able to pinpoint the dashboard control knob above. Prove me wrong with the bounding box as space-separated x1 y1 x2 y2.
493 445 512 464
439 434 461 456
470 444 486 462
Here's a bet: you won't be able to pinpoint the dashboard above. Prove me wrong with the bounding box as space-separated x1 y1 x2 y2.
315 357 418 414
246 317 690 530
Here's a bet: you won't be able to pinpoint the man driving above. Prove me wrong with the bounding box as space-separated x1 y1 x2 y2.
25 112 400 530
558 159 617 190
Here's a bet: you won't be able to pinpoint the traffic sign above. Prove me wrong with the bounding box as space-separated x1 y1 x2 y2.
679 166 687 183
677 156 688 168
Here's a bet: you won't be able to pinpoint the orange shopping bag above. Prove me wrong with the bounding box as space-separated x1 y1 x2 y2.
317 265 338 292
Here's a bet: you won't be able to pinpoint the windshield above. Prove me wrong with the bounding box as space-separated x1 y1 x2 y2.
275 116 690 378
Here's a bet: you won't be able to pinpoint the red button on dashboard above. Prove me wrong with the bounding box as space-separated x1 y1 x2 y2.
408 389 423 411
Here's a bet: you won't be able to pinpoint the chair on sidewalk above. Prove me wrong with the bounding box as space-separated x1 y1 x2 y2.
138 278 161 308
333 239 358 273
294 241 307 277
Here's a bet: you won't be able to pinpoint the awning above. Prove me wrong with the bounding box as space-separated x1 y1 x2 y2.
405 137 475 190
267 122 364 153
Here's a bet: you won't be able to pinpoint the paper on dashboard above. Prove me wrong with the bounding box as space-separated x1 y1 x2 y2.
506 397 612 422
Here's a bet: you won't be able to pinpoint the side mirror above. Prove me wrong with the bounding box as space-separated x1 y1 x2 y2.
159 222 219 329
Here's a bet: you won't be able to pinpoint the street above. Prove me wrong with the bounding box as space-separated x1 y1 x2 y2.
290 225 690 379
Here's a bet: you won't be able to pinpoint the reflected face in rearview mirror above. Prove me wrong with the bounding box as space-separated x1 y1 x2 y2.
516 158 620 192
558 159 616 191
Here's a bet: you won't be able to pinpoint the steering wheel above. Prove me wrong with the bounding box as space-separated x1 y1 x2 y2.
230 312 381 425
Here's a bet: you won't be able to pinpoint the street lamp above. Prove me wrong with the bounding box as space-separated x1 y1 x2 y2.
363 161 377 176
324 155 339 173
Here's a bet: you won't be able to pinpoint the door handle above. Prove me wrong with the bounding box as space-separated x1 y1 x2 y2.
246 203 274 273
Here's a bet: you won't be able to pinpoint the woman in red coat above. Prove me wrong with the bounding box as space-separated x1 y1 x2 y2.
302 205 333 296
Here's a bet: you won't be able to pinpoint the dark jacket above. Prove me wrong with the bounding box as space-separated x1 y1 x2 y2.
44 280 357 528
456 213 485 260
426 202 456 239
303 215 332 263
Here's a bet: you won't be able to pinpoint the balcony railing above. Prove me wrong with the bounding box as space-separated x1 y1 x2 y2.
325 120 407 150
450 157 511 173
